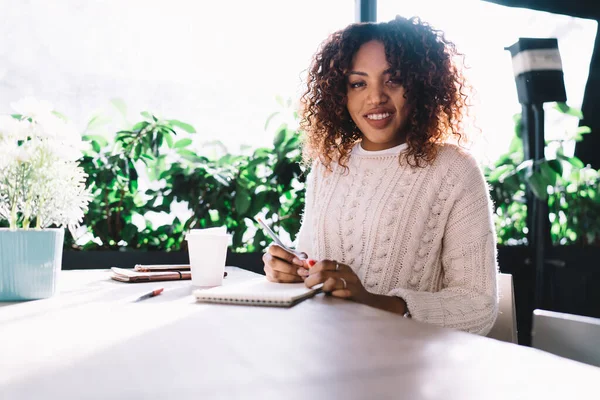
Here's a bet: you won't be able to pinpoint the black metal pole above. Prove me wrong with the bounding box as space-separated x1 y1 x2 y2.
506 37 565 343
521 104 535 235
531 103 551 310
355 0 376 23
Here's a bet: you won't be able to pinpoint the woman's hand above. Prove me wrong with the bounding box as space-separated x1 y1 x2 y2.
304 260 370 302
262 244 308 283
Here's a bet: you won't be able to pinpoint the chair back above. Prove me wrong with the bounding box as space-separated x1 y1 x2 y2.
532 309 600 367
487 273 518 344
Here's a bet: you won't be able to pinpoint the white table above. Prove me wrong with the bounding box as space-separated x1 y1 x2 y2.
1 268 598 400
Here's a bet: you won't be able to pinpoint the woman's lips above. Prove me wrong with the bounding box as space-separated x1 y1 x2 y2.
364 112 394 129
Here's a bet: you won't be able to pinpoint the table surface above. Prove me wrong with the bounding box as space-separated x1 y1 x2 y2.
1 268 598 400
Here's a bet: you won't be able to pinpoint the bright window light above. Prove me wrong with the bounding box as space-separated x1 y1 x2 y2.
0 0 353 152
378 0 597 164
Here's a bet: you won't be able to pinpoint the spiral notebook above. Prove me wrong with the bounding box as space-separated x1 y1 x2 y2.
193 277 321 307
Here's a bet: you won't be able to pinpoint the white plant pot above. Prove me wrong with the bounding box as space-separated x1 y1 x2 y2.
0 228 64 301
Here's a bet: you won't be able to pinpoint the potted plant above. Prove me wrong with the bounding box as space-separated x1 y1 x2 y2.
0 98 91 300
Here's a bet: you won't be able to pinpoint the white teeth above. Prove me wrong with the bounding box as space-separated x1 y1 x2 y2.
366 113 391 120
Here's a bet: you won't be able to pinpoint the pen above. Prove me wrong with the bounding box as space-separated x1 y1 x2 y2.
134 264 191 271
256 217 307 260
134 288 164 302
133 265 228 278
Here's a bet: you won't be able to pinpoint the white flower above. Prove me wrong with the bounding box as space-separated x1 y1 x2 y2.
0 97 90 229
0 115 31 141
15 147 31 163
0 139 19 169
33 159 91 229
35 112 68 138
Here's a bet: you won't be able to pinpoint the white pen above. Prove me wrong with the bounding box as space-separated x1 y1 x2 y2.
256 217 307 260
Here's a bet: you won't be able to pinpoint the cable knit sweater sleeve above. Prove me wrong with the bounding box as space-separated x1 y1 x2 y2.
295 164 318 257
388 155 499 335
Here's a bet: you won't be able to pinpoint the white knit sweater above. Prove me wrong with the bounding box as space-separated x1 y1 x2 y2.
296 143 499 335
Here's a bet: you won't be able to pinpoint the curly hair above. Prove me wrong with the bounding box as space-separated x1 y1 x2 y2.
300 16 472 170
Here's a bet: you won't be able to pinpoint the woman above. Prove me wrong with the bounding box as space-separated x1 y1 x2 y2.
263 16 498 335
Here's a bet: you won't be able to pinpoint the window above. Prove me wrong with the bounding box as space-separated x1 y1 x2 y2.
378 0 597 163
0 0 353 152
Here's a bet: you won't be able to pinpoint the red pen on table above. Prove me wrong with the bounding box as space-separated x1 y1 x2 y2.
134 288 164 302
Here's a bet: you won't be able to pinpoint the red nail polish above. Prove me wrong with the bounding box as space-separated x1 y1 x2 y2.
307 259 316 267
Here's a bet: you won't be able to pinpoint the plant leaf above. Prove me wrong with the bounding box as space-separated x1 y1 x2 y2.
51 110 68 121
82 135 109 147
514 159 533 177
141 111 153 120
547 159 563 176
513 113 522 138
567 156 585 169
234 189 251 214
177 149 200 161
273 126 287 149
85 115 112 132
252 228 266 250
554 102 584 119
110 98 127 118
487 164 512 182
132 121 148 131
526 172 549 200
576 125 592 135
91 140 101 153
264 111 279 130
174 138 193 148
134 143 142 160
167 119 196 133
163 131 174 148
540 162 558 186
508 135 523 155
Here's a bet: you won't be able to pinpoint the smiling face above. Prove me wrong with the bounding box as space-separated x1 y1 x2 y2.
346 40 411 151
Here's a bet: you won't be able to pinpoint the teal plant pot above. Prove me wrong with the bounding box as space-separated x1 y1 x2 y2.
0 228 65 301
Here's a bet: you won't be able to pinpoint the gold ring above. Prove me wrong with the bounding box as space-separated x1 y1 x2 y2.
339 277 347 289
335 262 340 271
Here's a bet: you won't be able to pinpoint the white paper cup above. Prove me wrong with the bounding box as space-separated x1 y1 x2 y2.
186 231 231 287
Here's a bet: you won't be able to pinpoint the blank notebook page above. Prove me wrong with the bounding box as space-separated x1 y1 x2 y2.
193 277 320 307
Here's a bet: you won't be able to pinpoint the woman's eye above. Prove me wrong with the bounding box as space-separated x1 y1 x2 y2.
349 82 365 89
386 78 402 86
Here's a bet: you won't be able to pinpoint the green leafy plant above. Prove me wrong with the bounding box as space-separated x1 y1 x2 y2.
485 103 600 246
148 122 305 252
68 110 197 250
70 99 600 253
67 104 306 253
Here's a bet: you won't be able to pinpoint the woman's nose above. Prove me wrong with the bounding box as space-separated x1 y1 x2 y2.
367 84 388 105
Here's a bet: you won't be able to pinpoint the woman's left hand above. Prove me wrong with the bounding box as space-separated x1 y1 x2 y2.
304 260 370 302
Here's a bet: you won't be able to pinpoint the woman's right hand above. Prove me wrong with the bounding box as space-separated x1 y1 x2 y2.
263 244 308 283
